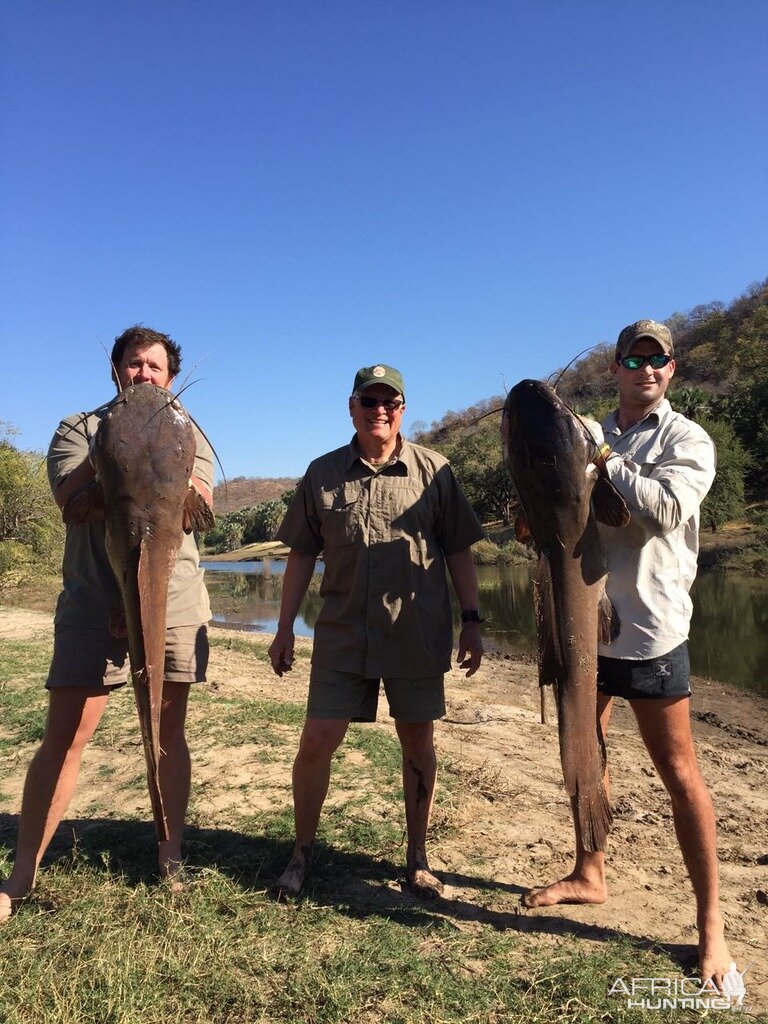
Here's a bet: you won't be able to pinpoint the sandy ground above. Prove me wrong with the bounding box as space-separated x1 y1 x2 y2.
2 607 766 1008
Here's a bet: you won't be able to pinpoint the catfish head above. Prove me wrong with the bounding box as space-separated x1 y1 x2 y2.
502 380 629 555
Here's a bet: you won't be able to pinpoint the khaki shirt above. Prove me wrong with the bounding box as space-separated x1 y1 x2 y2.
277 436 484 677
599 399 715 660
48 404 214 631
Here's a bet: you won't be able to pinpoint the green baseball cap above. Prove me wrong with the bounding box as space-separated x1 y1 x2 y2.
352 364 405 398
615 320 674 360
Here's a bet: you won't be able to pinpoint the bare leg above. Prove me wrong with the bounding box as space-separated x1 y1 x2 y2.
631 697 732 990
157 682 191 883
523 694 613 908
0 688 109 921
272 717 349 898
396 719 442 899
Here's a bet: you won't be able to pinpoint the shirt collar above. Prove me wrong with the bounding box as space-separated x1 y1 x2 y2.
345 433 410 474
603 398 672 438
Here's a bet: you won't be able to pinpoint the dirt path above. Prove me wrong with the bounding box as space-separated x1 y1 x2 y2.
2 607 766 1006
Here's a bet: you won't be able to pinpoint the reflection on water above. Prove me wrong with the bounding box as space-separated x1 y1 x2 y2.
204 560 768 694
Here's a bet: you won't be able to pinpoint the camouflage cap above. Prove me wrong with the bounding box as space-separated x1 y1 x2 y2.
352 364 405 398
615 320 674 360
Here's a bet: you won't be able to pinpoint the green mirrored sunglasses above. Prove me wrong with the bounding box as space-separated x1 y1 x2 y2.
619 353 672 370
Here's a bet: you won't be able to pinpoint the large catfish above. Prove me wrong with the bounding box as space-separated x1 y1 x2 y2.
502 380 629 852
64 383 214 840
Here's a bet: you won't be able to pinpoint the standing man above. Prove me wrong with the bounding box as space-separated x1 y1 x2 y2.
268 364 484 899
523 321 733 988
0 326 213 921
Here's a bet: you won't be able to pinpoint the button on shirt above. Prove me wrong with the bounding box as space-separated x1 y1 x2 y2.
277 436 484 678
598 399 715 660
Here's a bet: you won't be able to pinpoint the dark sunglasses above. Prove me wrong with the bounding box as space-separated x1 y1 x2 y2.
356 395 404 410
619 353 673 370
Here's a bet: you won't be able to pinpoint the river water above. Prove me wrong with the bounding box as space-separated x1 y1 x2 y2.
204 560 768 695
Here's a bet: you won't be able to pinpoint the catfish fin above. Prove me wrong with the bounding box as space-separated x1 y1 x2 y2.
62 480 105 525
534 556 559 687
183 483 215 532
576 781 613 853
597 588 621 644
515 511 532 544
592 476 631 528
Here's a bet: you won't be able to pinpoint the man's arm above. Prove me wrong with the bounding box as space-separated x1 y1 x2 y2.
445 546 483 677
268 549 317 676
606 428 715 534
53 458 98 512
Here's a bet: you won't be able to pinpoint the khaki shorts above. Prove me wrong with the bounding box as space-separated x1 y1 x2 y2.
308 666 445 723
46 623 210 691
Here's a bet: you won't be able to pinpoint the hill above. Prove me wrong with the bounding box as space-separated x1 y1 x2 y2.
213 476 297 515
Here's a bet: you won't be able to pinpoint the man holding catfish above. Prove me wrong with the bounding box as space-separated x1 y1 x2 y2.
521 320 734 989
268 363 484 899
0 325 214 921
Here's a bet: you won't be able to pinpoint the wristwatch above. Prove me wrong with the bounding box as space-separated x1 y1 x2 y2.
461 609 483 623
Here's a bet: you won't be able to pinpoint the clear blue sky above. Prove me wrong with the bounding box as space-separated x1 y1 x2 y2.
2 1 765 480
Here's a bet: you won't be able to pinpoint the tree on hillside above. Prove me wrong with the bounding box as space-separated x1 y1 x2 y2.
0 423 64 572
699 418 752 531
438 418 517 525
242 499 286 543
669 384 713 422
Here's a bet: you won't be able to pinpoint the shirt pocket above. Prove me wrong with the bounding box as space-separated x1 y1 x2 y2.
318 483 361 548
627 437 665 477
386 482 437 542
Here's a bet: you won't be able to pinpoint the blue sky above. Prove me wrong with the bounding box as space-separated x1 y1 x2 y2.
2 1 766 480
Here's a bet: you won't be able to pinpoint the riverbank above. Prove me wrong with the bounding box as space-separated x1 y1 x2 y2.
1 605 766 1018
200 522 765 569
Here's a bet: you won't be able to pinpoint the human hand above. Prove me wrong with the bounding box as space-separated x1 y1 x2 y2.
268 627 295 677
457 622 483 677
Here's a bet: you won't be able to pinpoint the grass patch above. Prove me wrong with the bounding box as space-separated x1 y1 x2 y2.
208 633 273 660
718 536 768 576
0 638 50 750
0 637 52 682
472 538 534 565
1 632 724 1023
0 855 698 1024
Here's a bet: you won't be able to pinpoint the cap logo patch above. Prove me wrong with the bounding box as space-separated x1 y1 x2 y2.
372 366 386 377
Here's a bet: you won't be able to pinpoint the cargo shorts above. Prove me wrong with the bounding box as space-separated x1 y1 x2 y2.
46 623 210 691
307 666 446 723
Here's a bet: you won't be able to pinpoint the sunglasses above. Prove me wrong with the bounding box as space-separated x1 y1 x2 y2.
356 395 404 410
619 353 673 370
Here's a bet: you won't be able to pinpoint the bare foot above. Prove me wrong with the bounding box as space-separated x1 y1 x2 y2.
406 866 444 900
698 914 733 993
0 887 27 924
406 852 444 900
270 845 312 901
159 862 196 894
522 872 607 909
0 893 13 924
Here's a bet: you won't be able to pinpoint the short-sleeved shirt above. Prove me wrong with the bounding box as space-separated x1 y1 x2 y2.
598 399 715 661
48 403 214 631
277 436 484 678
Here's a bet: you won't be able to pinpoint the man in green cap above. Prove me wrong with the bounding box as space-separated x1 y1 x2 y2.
268 363 484 899
523 320 735 992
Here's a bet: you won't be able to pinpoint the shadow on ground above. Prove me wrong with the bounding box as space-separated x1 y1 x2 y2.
0 812 695 970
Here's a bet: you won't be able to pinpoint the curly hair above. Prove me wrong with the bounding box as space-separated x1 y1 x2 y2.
110 325 182 381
